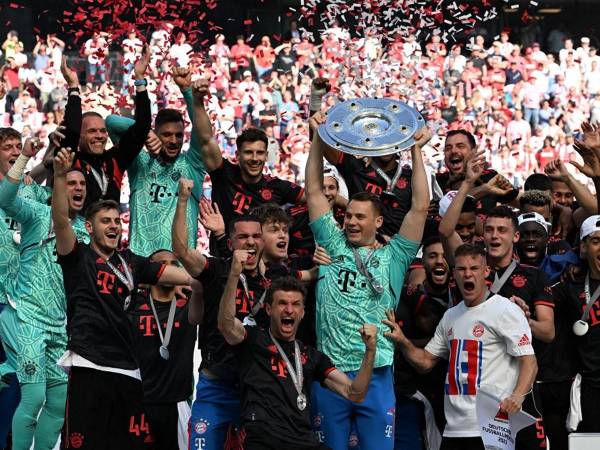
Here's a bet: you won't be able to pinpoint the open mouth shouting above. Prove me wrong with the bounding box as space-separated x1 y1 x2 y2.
245 248 258 265
431 266 448 285
462 280 476 294
280 316 295 334
105 230 119 246
448 155 464 173
71 193 84 209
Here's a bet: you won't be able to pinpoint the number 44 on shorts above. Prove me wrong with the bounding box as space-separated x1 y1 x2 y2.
129 413 151 436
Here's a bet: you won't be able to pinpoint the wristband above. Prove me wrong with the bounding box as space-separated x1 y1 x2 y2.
134 79 148 87
309 87 327 112
7 154 31 180
67 87 80 95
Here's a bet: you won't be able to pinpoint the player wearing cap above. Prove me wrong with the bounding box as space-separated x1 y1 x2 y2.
515 212 553 268
51 149 194 449
305 112 431 449
385 243 538 450
128 249 199 450
556 215 600 433
0 138 89 450
105 68 206 256
191 78 304 236
218 274 377 449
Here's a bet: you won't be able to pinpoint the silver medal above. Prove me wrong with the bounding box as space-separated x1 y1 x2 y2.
123 295 131 310
12 230 20 245
159 345 170 360
573 320 589 337
297 393 307 411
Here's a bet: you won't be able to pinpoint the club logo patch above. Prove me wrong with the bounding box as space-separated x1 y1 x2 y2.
261 189 273 201
70 432 84 448
511 275 527 288
23 361 36 376
194 419 209 435
396 178 408 189
171 171 181 182
472 324 485 338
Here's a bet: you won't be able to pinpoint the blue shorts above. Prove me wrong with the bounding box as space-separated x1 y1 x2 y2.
394 395 425 450
189 374 240 450
311 366 395 450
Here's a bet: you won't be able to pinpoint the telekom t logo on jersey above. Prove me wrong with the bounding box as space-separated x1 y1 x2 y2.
233 192 252 214
445 339 483 396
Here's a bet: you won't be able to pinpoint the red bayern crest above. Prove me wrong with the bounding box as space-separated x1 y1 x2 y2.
511 275 527 288
472 324 484 337
396 178 408 189
261 189 273 200
70 433 84 449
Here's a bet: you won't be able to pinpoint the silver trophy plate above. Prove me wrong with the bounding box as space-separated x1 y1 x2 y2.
318 98 425 156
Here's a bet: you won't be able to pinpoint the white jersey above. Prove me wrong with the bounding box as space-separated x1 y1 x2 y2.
425 294 534 438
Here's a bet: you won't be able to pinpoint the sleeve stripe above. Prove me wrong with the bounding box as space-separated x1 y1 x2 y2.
323 366 337 377
534 300 555 308
155 263 167 281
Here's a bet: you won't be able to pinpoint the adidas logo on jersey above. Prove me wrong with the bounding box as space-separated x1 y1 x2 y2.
518 334 531 347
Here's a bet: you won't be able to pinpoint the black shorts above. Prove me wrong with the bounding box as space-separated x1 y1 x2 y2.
515 384 547 450
61 367 150 450
243 422 330 450
144 401 179 450
579 377 600 432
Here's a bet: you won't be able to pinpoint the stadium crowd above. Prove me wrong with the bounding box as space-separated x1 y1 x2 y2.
0 20 599 450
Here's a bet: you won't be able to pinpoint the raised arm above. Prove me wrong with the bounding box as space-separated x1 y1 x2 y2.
306 112 331 222
217 250 248 345
398 128 432 242
545 159 597 214
60 57 82 153
308 78 340 164
191 78 223 172
382 310 440 373
324 324 377 403
171 178 206 277
188 279 204 326
52 148 77 255
175 67 205 172
572 122 600 213
439 151 485 265
112 46 152 170
0 138 44 216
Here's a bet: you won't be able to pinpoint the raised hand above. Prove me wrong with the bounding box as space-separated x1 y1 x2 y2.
359 323 378 351
172 66 192 90
178 178 194 201
464 150 486 184
21 137 44 158
544 159 568 182
191 78 210 103
414 126 433 149
199 198 225 235
311 77 331 93
145 130 162 156
133 44 151 81
48 125 66 148
572 122 600 178
53 148 74 177
61 56 79 88
308 111 327 135
231 249 250 276
382 309 408 345
485 173 513 196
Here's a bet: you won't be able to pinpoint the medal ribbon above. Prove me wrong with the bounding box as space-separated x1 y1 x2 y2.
268 329 303 399
580 274 600 322
89 165 108 197
490 260 518 295
369 159 403 195
351 247 384 294
104 254 134 307
149 294 178 353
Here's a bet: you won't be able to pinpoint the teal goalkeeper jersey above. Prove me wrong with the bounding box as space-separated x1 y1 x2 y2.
0 180 89 331
310 211 420 371
106 88 205 256
0 183 51 303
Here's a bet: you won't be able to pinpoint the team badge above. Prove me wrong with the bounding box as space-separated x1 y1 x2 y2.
396 178 408 189
370 257 380 268
194 420 209 435
261 188 273 200
23 361 36 376
511 275 527 288
171 171 181 182
313 414 322 427
447 327 454 337
472 324 484 338
69 433 84 448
